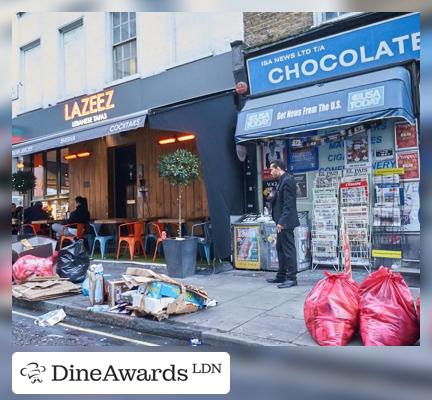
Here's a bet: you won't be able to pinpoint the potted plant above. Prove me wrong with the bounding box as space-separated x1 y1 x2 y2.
12 170 36 229
158 149 200 278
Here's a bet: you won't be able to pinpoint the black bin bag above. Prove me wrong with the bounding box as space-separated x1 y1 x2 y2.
57 239 90 283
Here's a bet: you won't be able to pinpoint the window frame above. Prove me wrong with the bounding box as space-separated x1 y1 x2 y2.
313 12 363 27
19 39 42 113
111 12 138 81
58 17 86 100
31 148 70 201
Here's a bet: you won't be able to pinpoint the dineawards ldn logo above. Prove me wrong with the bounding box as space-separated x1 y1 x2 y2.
13 352 230 394
20 362 47 384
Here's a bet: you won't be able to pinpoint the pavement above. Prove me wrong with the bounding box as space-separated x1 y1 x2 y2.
13 261 420 347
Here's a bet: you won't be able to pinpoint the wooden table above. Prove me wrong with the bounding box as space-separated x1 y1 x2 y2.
93 218 138 224
30 219 64 224
156 218 185 224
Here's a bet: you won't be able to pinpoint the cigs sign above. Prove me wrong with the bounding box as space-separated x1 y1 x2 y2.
64 89 115 128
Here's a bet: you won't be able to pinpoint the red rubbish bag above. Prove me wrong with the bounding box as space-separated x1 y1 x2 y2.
359 267 419 346
304 272 360 346
12 253 58 283
416 296 420 324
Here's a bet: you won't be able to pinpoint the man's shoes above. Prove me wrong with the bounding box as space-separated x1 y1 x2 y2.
277 280 298 289
266 277 286 283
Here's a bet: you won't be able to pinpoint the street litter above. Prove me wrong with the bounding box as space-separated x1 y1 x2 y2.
12 278 81 301
57 239 90 283
87 264 104 305
304 271 359 346
12 253 58 283
34 309 66 327
359 266 419 346
188 338 202 346
12 236 57 264
86 305 110 313
105 267 216 321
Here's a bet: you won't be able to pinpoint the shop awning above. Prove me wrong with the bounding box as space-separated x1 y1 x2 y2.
12 111 147 157
235 67 415 143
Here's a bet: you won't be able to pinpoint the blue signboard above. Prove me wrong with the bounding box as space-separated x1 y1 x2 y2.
287 142 319 173
235 67 415 143
247 13 420 95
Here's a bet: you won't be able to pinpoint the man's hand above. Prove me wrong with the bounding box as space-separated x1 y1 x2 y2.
276 224 284 233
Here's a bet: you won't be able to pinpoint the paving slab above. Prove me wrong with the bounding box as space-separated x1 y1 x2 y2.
230 314 307 343
173 303 265 332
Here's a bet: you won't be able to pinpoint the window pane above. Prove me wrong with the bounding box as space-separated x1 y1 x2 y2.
121 12 128 24
130 40 136 57
113 26 120 44
130 19 136 37
130 57 137 75
129 12 136 21
33 153 45 199
121 22 129 42
114 61 123 80
123 42 130 59
46 150 58 197
63 24 85 96
122 59 130 76
113 45 122 62
112 12 120 27
60 148 69 195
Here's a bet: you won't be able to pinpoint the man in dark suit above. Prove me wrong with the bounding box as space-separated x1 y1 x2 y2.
267 159 300 288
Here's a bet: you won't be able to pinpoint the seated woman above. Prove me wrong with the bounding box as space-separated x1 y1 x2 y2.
52 196 90 239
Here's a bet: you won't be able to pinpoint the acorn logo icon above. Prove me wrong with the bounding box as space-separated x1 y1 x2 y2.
20 362 46 383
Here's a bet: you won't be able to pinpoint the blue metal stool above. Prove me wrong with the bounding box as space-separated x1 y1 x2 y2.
90 223 115 259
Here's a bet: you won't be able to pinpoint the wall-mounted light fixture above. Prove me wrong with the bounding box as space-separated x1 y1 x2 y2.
64 151 91 160
158 134 196 145
177 134 196 142
158 138 176 145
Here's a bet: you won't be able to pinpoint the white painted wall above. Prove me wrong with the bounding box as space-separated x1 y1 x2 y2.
12 12 244 118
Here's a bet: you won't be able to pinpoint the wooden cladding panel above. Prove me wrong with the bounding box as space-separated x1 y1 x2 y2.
68 125 209 221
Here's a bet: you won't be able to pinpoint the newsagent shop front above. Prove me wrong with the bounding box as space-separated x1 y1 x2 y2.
234 13 420 272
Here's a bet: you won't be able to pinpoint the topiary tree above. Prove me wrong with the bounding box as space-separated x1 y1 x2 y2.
12 170 36 225
158 149 200 238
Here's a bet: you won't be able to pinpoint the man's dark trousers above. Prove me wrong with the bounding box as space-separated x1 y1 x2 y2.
276 228 297 281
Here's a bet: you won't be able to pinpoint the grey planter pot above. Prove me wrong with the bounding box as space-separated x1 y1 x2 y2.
163 237 198 278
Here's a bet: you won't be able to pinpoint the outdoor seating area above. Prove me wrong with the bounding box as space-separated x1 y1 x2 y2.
12 216 214 265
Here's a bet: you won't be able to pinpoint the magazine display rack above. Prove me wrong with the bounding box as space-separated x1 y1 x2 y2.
311 172 341 270
371 170 405 269
339 168 371 272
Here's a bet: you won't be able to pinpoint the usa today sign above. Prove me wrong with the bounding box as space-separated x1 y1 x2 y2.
247 13 420 95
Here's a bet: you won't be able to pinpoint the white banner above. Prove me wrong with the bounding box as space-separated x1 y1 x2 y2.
13 352 230 394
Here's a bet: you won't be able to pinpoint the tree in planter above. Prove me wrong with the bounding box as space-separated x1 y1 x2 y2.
158 149 200 238
12 170 36 226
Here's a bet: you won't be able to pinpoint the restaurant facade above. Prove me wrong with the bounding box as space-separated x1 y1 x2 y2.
234 12 421 271
12 51 244 260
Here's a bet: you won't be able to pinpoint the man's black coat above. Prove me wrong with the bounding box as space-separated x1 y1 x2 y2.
270 172 300 230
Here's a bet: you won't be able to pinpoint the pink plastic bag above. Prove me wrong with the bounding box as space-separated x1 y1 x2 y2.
359 267 419 346
304 272 360 346
12 253 58 283
416 296 420 324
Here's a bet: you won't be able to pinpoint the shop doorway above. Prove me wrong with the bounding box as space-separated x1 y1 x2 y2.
108 144 137 218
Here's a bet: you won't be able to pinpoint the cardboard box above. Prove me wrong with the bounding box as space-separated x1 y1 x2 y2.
107 280 130 307
12 236 57 264
145 281 206 309
12 279 81 301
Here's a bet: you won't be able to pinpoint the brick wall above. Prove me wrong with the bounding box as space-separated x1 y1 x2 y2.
244 12 313 47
